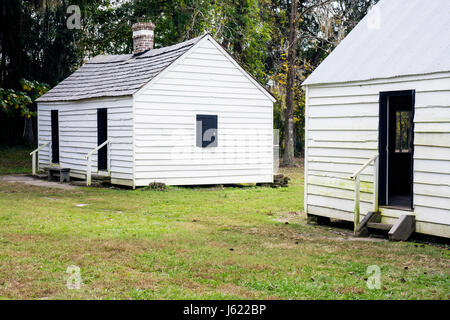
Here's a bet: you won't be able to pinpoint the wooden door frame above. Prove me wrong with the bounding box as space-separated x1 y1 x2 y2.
97 108 108 171
51 110 59 164
378 90 415 209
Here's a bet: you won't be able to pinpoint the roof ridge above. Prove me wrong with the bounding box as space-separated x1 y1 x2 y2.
37 34 207 102
87 34 206 65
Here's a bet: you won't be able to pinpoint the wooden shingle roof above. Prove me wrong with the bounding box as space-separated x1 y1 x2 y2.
37 35 205 102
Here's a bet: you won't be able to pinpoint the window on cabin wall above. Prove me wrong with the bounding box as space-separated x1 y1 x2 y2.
196 115 218 148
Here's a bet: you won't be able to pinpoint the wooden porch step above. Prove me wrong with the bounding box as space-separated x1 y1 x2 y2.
355 211 380 237
46 167 71 183
36 173 48 179
91 174 110 181
389 215 415 241
367 222 393 231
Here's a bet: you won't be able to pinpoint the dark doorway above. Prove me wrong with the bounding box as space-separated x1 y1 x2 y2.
97 108 108 171
379 90 415 209
51 110 59 163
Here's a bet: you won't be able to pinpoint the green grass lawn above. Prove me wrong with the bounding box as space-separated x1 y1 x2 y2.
0 146 32 175
0 148 448 299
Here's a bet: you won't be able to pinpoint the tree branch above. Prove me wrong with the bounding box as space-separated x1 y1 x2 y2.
299 0 335 19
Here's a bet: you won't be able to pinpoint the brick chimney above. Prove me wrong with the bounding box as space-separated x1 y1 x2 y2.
132 22 155 54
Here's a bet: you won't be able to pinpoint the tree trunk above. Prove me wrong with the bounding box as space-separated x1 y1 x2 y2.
282 0 299 167
23 116 34 147
0 34 5 86
0 0 7 87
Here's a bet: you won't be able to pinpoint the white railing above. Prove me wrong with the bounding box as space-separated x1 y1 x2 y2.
350 153 379 235
85 139 111 186
30 142 51 175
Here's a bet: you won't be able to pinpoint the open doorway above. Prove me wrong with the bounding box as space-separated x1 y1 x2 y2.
97 108 108 171
51 110 59 164
379 90 415 210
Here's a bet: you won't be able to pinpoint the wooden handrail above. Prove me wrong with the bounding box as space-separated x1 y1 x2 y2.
30 141 51 175
349 153 379 235
85 139 111 159
350 153 378 179
30 141 51 155
85 139 111 186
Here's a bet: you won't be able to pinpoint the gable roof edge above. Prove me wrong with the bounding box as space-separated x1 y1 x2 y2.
302 70 450 87
204 35 276 103
133 34 276 103
132 33 209 99
37 36 203 103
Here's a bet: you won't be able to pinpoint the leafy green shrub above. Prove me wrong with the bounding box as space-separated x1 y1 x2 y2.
144 182 167 191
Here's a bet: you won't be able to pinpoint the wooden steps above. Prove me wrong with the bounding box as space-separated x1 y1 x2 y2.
389 215 415 241
355 211 380 237
91 174 111 182
367 222 393 231
257 174 290 188
356 212 415 241
273 174 290 187
310 211 415 241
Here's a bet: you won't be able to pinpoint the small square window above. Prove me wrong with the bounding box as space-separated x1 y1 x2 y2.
196 114 217 148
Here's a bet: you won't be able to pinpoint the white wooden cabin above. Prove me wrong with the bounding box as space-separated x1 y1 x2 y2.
302 0 450 239
35 27 275 188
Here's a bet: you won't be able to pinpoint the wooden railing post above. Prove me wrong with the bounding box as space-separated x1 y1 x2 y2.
30 141 51 176
354 175 360 234
85 139 111 186
47 141 51 169
350 153 378 236
107 141 111 176
32 152 36 175
373 156 379 212
86 155 92 186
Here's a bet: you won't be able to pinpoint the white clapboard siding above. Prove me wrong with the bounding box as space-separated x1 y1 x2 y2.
309 130 378 142
308 174 373 192
308 161 374 177
308 147 377 159
307 194 373 214
308 116 378 131
414 145 450 161
308 75 450 98
309 94 378 106
134 174 273 187
37 97 134 185
308 104 379 118
309 170 373 183
415 133 450 148
308 184 373 202
411 97 450 232
305 72 450 238
133 37 274 186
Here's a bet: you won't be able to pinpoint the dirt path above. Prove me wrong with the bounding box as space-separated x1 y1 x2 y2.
0 175 77 190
